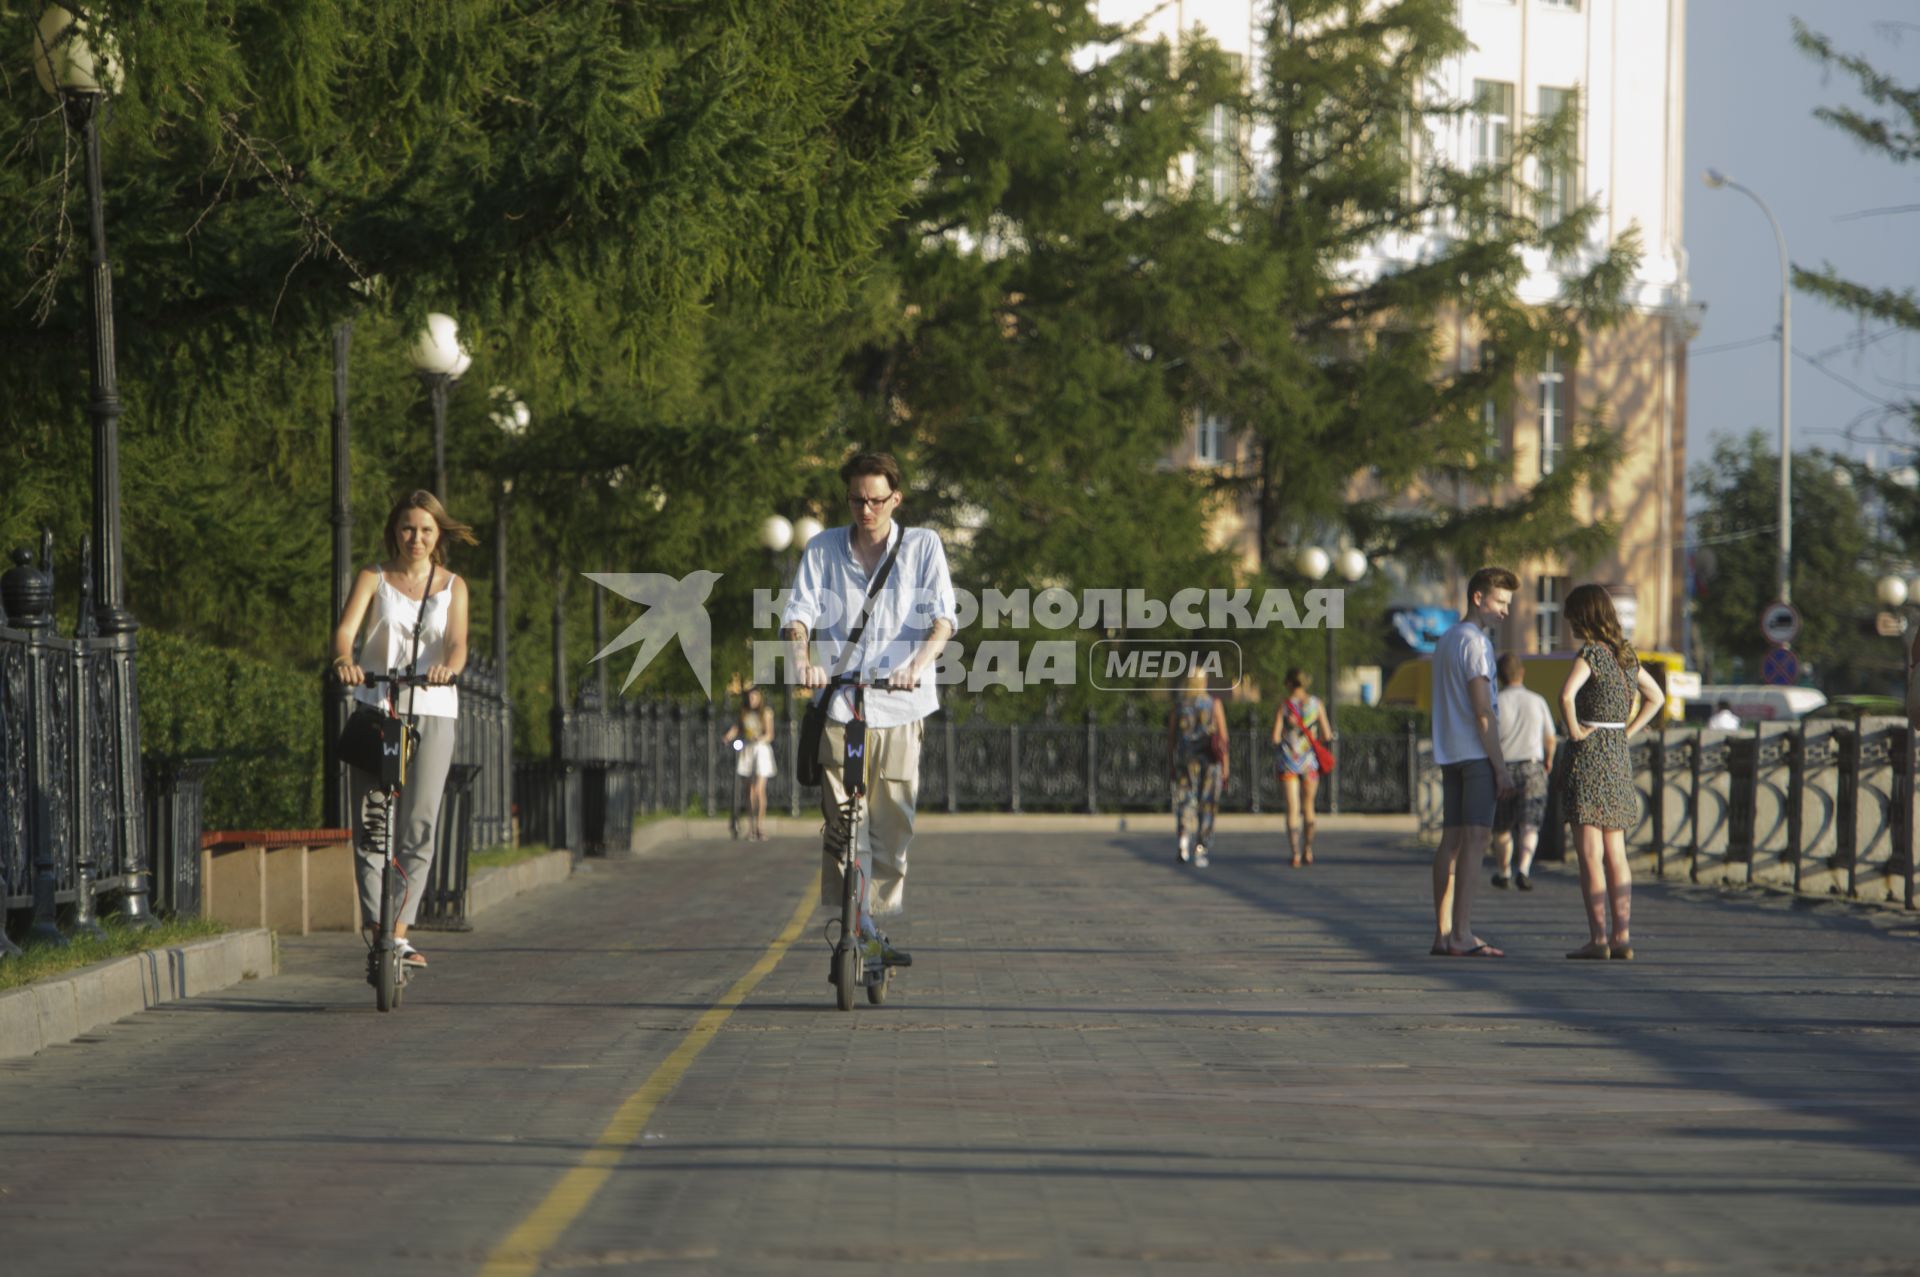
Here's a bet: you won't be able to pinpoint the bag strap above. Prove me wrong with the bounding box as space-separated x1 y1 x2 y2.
828 526 907 680
401 565 436 722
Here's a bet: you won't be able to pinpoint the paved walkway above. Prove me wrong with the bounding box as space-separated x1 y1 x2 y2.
4 826 1919 1276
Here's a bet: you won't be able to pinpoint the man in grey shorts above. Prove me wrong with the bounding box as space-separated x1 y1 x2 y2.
1430 567 1517 957
1491 652 1555 891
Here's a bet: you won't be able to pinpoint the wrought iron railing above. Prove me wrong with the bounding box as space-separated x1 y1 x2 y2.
1 536 151 944
1415 719 1920 909
575 697 1419 821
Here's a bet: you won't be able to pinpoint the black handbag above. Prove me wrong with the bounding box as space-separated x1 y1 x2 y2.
336 706 407 786
796 529 906 788
335 567 434 786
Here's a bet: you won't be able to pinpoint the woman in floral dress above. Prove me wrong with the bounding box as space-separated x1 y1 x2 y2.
1270 668 1330 867
1557 585 1666 960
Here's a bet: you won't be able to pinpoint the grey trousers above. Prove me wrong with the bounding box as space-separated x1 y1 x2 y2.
350 714 457 930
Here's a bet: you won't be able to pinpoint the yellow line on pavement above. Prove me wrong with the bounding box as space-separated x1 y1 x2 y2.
479 881 818 1277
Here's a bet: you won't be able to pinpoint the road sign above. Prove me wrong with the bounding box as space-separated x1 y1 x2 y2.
1759 602 1801 645
1761 643 1799 687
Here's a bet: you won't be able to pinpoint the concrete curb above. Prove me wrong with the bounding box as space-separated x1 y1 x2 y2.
0 928 277 1062
466 849 576 917
621 810 1415 855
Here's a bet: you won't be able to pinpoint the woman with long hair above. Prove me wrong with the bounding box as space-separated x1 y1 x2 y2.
1556 584 1664 960
1167 668 1229 867
331 490 478 970
723 686 777 840
1270 668 1330 867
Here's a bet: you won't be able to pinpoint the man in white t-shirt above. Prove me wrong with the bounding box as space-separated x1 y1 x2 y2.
1706 701 1741 730
1430 566 1517 958
1490 653 1555 892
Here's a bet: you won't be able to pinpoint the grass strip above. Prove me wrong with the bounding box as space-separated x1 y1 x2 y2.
0 916 227 992
470 843 556 871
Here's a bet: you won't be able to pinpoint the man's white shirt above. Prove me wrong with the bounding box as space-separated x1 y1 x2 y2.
780 523 958 728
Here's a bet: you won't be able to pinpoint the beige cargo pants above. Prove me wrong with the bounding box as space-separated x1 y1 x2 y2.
818 718 924 916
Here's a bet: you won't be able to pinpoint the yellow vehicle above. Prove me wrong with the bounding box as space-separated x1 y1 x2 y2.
1381 648 1692 728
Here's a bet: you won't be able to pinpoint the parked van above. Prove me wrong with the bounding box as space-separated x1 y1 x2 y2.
1381 648 1693 728
1688 684 1828 723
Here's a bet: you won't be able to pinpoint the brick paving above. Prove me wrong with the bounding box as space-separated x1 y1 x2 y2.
4 826 1920 1276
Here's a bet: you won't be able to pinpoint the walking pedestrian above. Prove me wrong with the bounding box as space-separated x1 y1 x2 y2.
1557 584 1664 961
1490 653 1554 891
1430 566 1517 957
330 490 476 970
1706 700 1741 730
1168 669 1228 867
1270 668 1329 867
723 686 776 840
782 452 957 968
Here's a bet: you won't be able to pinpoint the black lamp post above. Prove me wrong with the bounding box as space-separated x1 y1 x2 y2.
1296 544 1369 815
408 312 469 499
324 320 353 826
34 4 151 923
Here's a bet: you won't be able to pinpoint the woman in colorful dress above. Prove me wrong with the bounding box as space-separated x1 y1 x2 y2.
1270 668 1330 867
1166 669 1229 867
1557 584 1665 960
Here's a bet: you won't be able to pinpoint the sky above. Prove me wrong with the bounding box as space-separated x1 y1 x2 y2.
1687 0 1920 483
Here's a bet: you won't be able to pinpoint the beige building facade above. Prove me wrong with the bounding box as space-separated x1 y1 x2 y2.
1100 0 1692 656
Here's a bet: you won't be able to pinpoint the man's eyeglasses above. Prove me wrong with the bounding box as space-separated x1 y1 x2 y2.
846 493 894 508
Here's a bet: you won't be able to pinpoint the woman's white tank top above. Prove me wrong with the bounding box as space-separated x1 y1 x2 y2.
352 568 458 719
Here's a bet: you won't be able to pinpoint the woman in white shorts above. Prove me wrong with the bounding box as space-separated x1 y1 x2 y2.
724 687 776 840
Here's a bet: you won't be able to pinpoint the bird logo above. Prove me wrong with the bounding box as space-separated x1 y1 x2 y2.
583 570 724 697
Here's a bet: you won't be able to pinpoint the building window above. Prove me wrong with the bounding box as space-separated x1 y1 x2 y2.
1539 0 1581 10
1537 351 1567 475
1537 575 1569 652
1472 80 1515 214
1477 344 1503 458
1194 411 1228 465
1537 86 1579 224
1202 102 1239 203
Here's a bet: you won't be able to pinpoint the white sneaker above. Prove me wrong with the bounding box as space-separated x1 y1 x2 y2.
1193 844 1210 869
1178 835 1192 864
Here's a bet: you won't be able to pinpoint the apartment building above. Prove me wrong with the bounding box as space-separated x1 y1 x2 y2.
1102 0 1691 657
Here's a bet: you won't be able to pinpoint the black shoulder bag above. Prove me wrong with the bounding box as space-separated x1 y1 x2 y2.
334 567 435 786
795 529 905 788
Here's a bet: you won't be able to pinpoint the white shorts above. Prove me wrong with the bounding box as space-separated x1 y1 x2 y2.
735 740 776 779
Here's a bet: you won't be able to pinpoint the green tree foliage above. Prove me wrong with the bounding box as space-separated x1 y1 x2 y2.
1689 434 1885 691
838 0 1640 700
1792 20 1920 546
0 2 1008 806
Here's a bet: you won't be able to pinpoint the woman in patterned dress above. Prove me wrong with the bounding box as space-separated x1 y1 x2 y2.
1167 669 1228 867
1557 585 1665 960
1269 668 1330 867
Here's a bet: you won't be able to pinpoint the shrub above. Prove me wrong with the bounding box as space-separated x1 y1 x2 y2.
139 632 321 829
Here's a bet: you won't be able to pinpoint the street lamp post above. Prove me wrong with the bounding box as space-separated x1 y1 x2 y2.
1704 169 1792 606
33 5 151 922
1298 545 1368 814
409 313 470 499
324 320 353 826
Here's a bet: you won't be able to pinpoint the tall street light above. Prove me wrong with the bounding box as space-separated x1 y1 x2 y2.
33 5 152 922
1297 545 1368 815
409 312 470 499
1704 168 1792 606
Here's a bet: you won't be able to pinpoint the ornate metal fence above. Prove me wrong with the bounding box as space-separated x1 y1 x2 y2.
596 696 1416 820
1416 719 1920 909
2 538 151 945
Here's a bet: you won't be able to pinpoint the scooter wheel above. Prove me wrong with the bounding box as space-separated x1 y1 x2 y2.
866 968 891 1005
833 946 857 1012
376 951 400 1013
